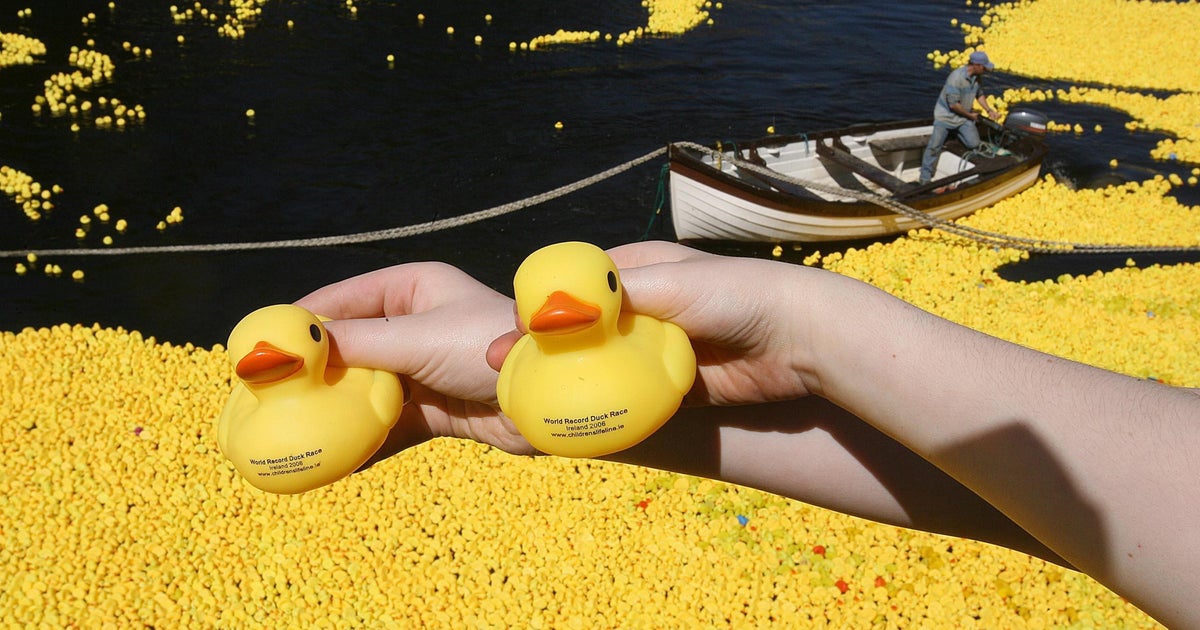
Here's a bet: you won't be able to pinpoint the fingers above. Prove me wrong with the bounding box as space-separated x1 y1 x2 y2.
606 240 705 269
606 241 731 326
320 313 440 373
298 260 515 405
296 261 477 320
296 266 405 320
615 253 733 327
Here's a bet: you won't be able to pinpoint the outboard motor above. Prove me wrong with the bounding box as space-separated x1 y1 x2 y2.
1003 107 1049 139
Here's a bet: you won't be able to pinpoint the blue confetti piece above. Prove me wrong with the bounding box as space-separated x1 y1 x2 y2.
736 515 749 526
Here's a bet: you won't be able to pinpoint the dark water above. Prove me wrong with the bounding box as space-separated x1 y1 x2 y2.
2 1 1196 346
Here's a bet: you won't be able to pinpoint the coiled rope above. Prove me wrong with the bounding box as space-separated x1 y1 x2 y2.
0 147 666 259
674 141 1200 255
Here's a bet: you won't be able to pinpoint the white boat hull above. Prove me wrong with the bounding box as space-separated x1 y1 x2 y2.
670 162 1041 242
668 119 1047 243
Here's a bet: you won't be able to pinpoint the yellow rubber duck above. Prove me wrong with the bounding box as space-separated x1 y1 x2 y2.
216 304 404 494
497 242 696 457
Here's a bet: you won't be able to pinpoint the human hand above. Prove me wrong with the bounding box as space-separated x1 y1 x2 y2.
297 262 535 458
487 241 816 407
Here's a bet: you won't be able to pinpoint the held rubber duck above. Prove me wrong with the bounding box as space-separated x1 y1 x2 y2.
497 241 696 457
216 304 404 494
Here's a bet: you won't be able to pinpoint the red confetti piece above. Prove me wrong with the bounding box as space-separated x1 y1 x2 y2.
835 579 849 594
812 545 825 556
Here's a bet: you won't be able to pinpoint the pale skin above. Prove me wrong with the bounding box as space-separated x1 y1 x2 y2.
297 241 1199 628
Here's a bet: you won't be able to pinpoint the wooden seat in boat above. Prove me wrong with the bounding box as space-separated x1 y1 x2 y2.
868 135 931 153
816 140 915 195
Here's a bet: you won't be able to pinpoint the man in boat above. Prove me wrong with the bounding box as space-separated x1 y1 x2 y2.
918 50 1001 187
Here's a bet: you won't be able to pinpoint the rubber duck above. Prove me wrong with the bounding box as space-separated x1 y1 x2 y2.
497 242 696 457
217 304 404 494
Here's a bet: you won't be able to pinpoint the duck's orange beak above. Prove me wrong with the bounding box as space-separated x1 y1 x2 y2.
529 291 600 334
236 341 303 384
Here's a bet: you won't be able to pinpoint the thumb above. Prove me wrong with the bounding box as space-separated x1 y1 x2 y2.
486 330 524 372
294 260 516 406
616 260 712 326
322 309 513 405
321 312 444 375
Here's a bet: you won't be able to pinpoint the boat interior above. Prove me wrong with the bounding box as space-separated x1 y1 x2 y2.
717 126 1020 201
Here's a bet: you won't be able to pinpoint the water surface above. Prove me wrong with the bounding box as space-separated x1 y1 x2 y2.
1 1 1191 345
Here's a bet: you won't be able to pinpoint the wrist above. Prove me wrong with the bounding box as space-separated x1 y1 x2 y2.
791 269 934 403
782 266 841 398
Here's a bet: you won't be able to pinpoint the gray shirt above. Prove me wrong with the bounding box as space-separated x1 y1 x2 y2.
933 65 982 125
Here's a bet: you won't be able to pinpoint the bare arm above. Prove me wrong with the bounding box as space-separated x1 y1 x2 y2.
302 257 1074 568
802 270 1200 627
611 241 1199 628
302 245 1198 626
607 398 1072 568
975 93 998 118
949 101 978 120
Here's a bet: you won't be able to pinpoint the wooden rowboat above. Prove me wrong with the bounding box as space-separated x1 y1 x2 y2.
668 113 1049 243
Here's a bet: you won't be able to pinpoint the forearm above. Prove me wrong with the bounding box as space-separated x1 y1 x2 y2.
949 102 976 119
800 267 1200 626
606 397 1071 567
975 95 995 116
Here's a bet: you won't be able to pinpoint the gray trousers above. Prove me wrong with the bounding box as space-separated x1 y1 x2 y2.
920 119 981 184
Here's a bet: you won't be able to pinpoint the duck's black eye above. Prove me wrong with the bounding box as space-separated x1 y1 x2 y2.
607 271 618 292
309 324 322 342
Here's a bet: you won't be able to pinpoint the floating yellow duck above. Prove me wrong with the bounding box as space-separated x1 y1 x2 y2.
497 242 696 457
217 304 404 494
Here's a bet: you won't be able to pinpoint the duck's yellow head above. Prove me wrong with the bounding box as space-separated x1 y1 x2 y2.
513 242 622 339
226 304 329 389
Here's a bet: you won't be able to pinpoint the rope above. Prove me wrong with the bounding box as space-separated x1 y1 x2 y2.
639 163 671 241
0 147 667 259
5 140 1198 259
673 141 1200 255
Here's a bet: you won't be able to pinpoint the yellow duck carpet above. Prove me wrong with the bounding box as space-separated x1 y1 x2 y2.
4 0 1199 626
